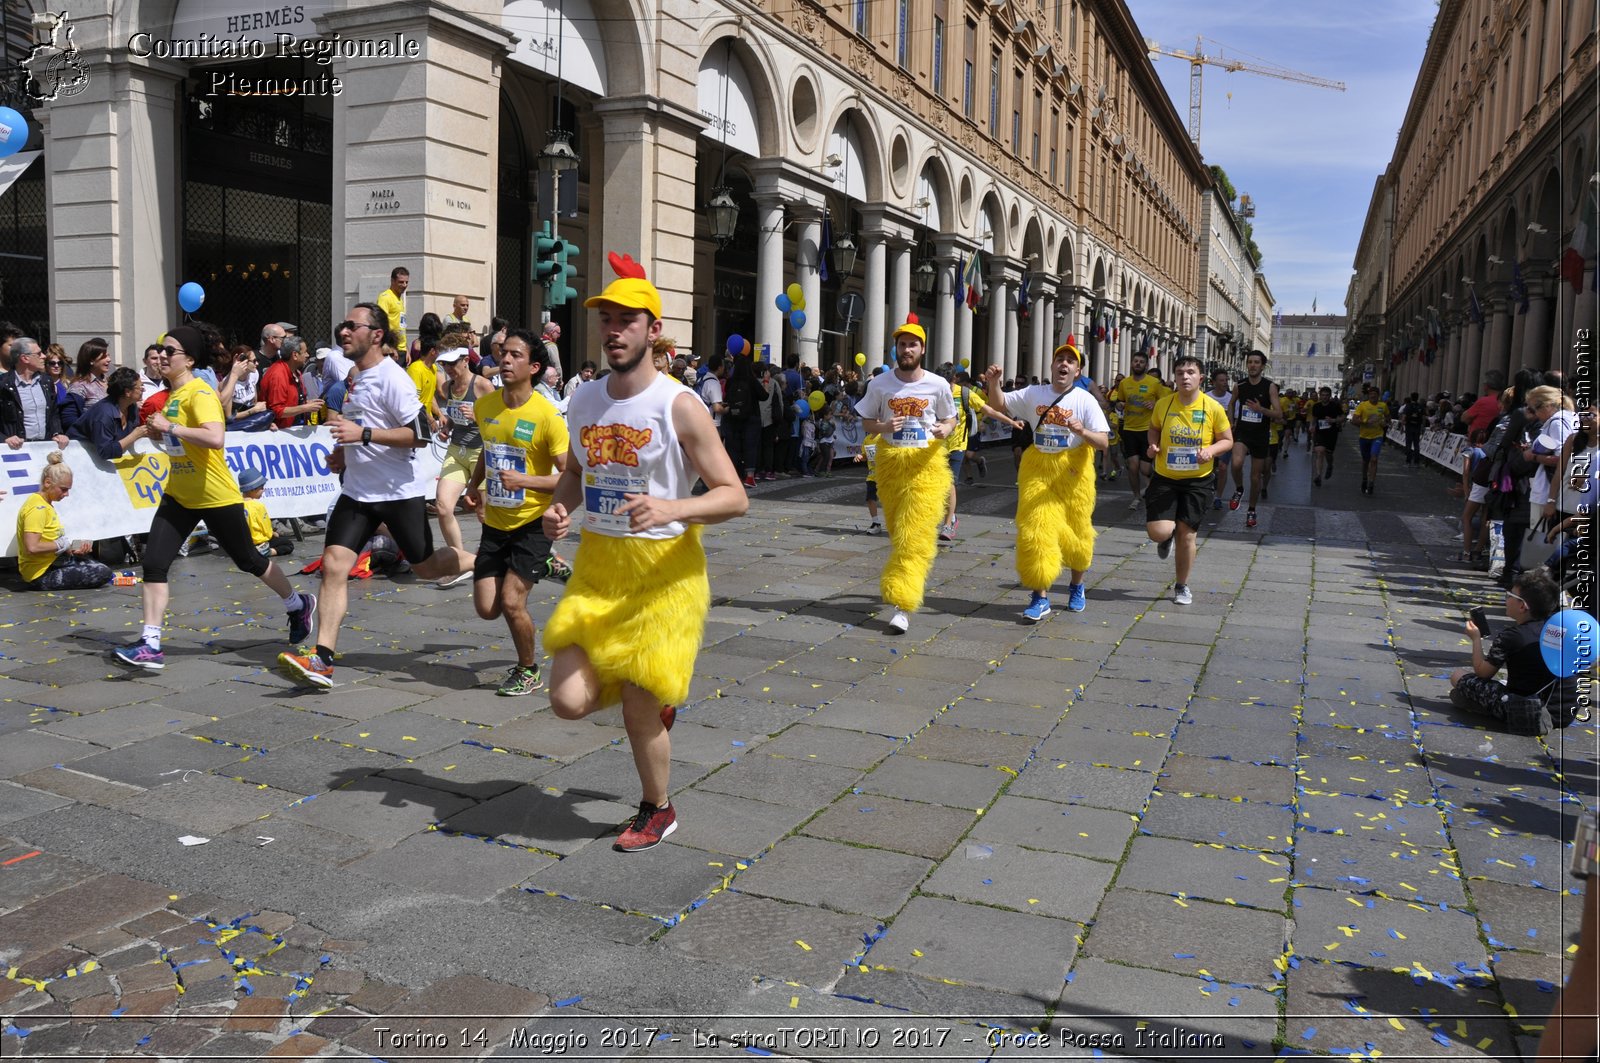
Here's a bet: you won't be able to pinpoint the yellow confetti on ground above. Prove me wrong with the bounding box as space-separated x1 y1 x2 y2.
795 940 811 951
1027 899 1039 905
1387 1018 1405 1031
790 996 799 1008
911 949 923 957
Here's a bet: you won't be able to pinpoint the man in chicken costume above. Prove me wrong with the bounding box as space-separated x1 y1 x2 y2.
854 314 958 635
984 341 1109 621
542 252 748 852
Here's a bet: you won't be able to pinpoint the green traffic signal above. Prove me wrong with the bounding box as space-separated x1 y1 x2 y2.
533 221 561 284
548 239 581 306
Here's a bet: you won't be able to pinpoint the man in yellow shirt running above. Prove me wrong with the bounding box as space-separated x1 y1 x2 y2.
1352 384 1390 495
376 266 410 352
1143 354 1234 606
1109 351 1169 510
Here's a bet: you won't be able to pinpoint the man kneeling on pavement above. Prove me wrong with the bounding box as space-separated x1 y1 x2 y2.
1450 569 1583 735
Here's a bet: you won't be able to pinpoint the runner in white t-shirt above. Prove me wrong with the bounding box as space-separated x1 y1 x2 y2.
277 300 476 689
854 314 957 634
986 342 1109 621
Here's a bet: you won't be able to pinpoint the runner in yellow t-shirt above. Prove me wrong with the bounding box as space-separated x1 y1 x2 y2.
1143 354 1233 606
464 333 571 696
15 453 112 590
1352 384 1390 495
376 267 410 351
1108 352 1169 509
406 345 440 427
855 431 884 533
114 325 313 673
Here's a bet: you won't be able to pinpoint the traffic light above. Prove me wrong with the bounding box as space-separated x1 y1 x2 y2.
533 221 560 285
548 238 580 307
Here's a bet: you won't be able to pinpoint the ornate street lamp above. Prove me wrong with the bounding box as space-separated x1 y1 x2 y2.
706 187 739 246
911 259 938 295
829 231 858 276
538 129 580 175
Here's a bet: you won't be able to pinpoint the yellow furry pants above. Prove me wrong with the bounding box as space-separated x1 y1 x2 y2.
543 525 709 707
875 444 953 611
1015 444 1097 592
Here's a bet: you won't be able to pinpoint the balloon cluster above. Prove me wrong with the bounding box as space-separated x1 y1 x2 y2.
775 282 807 332
0 107 29 159
725 333 753 358
178 282 205 313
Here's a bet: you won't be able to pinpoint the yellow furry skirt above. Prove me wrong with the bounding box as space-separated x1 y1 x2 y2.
542 525 709 708
875 443 954 611
1015 444 1097 592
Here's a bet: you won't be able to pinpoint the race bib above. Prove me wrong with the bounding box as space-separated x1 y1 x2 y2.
1241 407 1264 424
890 416 931 448
1166 446 1200 470
484 442 526 508
160 431 184 456
1035 423 1072 454
449 401 474 426
583 468 648 533
1317 418 1332 430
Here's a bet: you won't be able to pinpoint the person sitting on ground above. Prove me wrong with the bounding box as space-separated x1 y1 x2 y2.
69 367 148 460
238 466 293 558
16 452 113 591
1450 569 1580 734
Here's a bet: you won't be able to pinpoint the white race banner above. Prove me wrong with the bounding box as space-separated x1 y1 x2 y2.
1 428 444 557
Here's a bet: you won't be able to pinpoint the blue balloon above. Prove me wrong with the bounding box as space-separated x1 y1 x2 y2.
726 333 743 356
0 107 28 159
177 282 205 313
789 309 806 331
775 293 792 313
1540 608 1597 679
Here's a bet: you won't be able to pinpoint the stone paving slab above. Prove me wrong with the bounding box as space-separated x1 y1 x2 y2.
1116 836 1291 911
1007 762 1156 813
113 774 305 835
1158 754 1295 804
693 752 863 808
222 738 396 795
969 795 1137 861
1448 822 1570 889
808 697 945 737
802 794 977 860
939 697 1064 736
743 722 902 769
1291 885 1489 974
344 831 553 900
897 723 1038 770
282 776 477 845
1036 726 1171 771
318 708 489 758
183 704 340 750
1052 957 1279 1058
0 781 72 827
1468 878 1584 956
1291 828 1468 906
0 872 171 959
1283 956 1514 1059
1169 722 1298 764
830 966 1051 1030
680 694 817 734
1083 888 1288 987
532 748 716 803
732 835 932 919
659 888 878 987
869 895 1080 997
56 732 248 790
664 788 814 860
1139 792 1295 852
922 840 1112 922
856 756 1009 810
440 785 635 855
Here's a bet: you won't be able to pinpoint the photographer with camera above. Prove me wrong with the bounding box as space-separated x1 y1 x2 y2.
1449 570 1579 735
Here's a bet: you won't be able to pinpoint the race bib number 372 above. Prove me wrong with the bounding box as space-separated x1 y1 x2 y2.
583 469 647 533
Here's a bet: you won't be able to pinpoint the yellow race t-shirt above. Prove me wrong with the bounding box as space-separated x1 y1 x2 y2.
474 389 569 532
1271 395 1295 444
243 498 273 546
948 384 988 451
863 432 883 482
159 379 242 509
16 493 62 583
1150 391 1231 480
1110 374 1171 434
1354 400 1388 440
407 359 439 417
376 288 408 351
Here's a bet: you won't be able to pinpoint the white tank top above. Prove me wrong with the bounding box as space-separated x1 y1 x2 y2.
565 371 696 540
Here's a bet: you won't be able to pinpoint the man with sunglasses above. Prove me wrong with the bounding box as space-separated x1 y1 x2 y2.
113 326 315 671
278 303 474 689
1 337 70 449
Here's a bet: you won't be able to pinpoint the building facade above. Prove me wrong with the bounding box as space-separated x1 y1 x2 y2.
7 0 1221 382
1345 0 1597 400
1193 184 1256 375
1272 313 1347 394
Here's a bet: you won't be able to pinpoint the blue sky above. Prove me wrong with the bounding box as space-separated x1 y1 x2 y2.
1128 0 1439 315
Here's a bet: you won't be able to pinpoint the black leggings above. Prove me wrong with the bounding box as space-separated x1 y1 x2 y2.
143 496 270 584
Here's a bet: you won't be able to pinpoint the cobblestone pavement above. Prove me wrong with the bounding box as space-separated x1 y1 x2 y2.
1 436 1594 1060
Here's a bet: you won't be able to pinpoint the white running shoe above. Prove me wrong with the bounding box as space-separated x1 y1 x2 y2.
887 609 910 634
1127 496 1142 509
436 570 474 589
1173 584 1194 606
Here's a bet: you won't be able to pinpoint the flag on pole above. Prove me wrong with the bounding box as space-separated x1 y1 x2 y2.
954 256 966 307
1562 193 1595 294
1468 285 1484 328
1016 271 1030 314
1094 315 1106 342
818 215 832 283
964 253 984 310
1306 342 1316 359
1510 261 1529 313
1311 296 1317 314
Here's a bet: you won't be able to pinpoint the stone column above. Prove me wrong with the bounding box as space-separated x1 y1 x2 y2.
1520 276 1556 372
791 203 823 365
888 237 913 345
933 247 957 368
1483 294 1513 385
860 231 888 366
41 52 184 362
754 194 785 362
328 4 514 329
986 278 1009 377
1028 284 1052 381
1460 319 1484 397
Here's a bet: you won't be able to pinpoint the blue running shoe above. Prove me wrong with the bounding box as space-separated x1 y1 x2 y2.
288 592 318 646
1066 584 1087 612
1022 593 1052 623
114 640 164 671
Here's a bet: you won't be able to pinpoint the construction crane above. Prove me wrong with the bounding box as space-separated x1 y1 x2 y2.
1144 36 1345 147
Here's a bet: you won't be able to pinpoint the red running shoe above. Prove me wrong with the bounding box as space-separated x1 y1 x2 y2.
614 802 677 852
660 704 676 732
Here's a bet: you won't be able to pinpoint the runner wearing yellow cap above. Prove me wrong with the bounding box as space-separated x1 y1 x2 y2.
854 314 957 634
541 252 748 852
